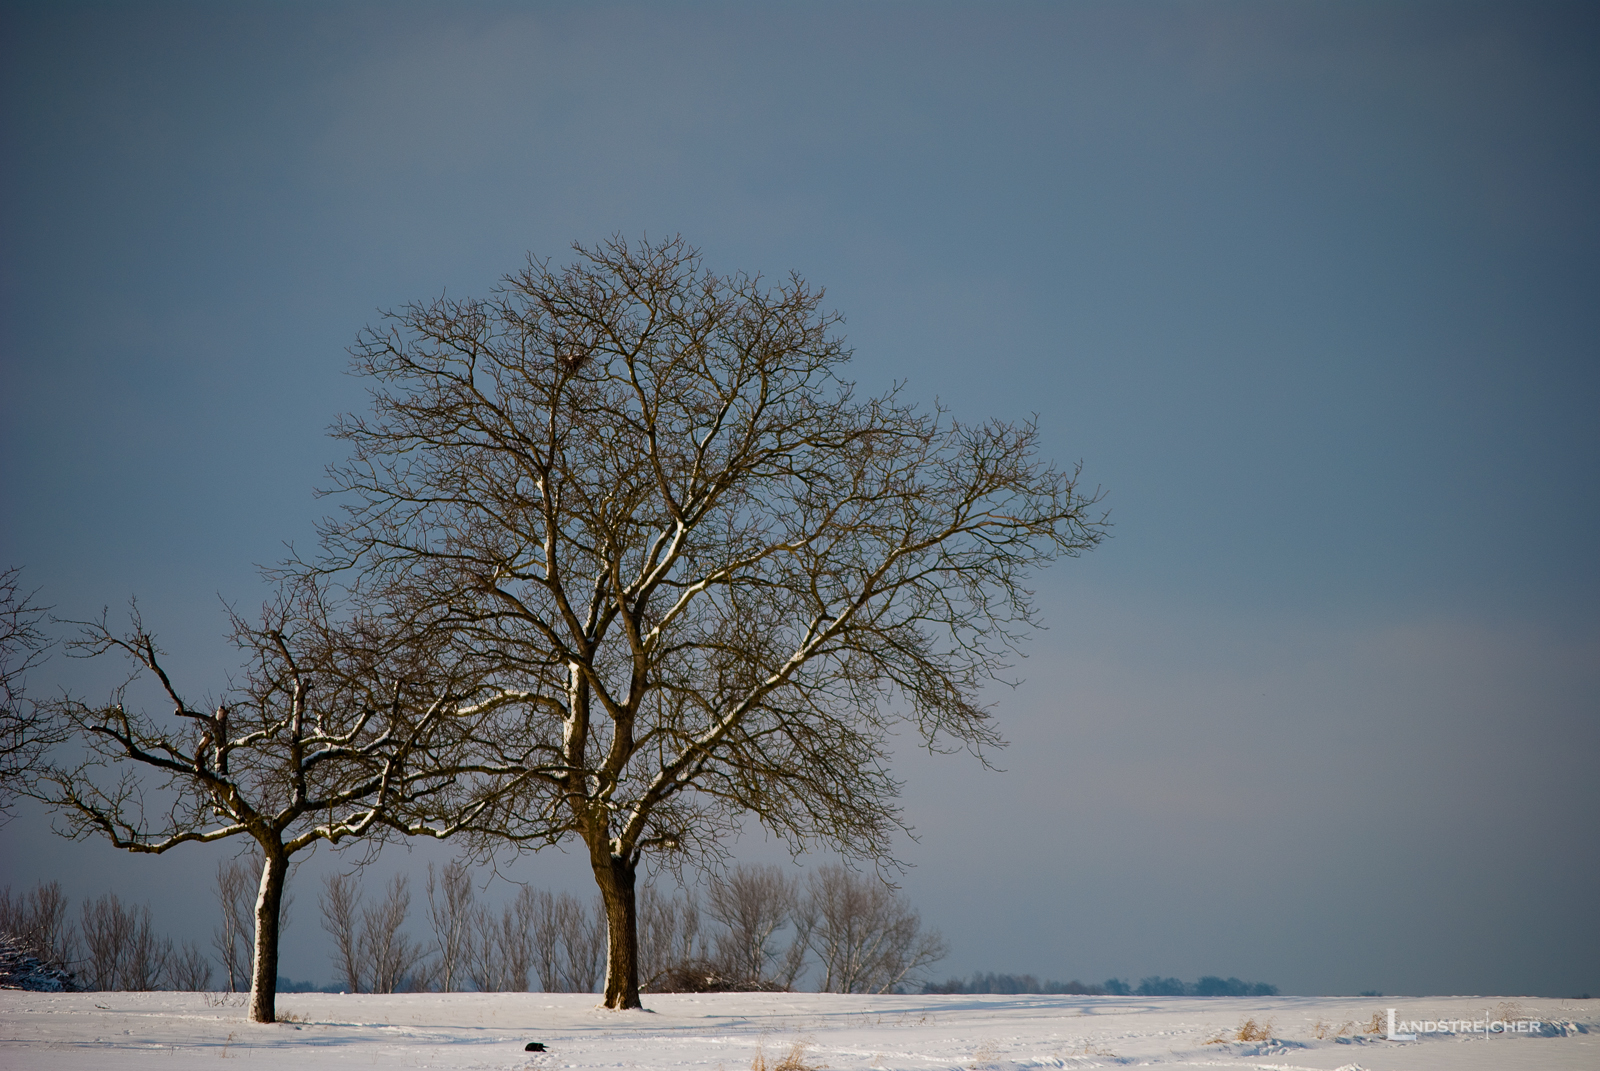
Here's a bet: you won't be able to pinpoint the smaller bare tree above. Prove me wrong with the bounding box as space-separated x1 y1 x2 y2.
168 942 214 991
360 874 428 993
530 891 604 992
121 910 172 991
79 893 132 990
0 880 78 972
213 858 253 992
29 581 517 1020
637 885 701 991
467 884 537 992
80 893 171 991
319 872 364 992
706 864 798 986
425 860 474 992
804 864 946 994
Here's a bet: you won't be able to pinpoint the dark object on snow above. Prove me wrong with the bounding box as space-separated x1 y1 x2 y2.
524 1042 546 1051
648 960 787 993
0 933 80 992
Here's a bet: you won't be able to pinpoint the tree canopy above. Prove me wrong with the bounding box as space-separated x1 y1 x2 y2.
315 235 1106 1008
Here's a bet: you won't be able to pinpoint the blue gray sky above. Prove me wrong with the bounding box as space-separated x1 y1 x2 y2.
2 1 1596 997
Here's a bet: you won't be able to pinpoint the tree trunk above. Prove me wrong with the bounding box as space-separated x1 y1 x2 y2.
592 851 640 1009
248 845 288 1023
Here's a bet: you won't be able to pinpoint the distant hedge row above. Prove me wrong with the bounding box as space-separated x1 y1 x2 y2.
922 972 1278 997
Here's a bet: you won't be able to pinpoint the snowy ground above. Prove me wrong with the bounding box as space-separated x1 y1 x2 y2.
1 990 1594 1070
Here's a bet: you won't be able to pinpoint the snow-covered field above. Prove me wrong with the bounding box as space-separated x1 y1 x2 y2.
1 990 1593 1070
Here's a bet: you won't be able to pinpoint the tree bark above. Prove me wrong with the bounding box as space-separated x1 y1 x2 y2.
592 851 640 1009
248 844 288 1023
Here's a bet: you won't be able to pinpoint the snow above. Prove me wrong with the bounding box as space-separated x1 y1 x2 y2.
0 990 1594 1070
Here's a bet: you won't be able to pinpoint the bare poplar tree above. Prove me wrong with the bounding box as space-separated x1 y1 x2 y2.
314 234 1106 1007
28 578 512 1021
558 894 605 992
526 890 604 992
213 858 253 992
425 860 474 991
529 890 561 992
319 872 364 992
465 884 537 992
464 901 512 991
804 863 946 994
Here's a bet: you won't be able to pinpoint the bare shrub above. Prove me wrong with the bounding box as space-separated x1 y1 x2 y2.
652 960 787 993
804 863 946 994
425 861 474 992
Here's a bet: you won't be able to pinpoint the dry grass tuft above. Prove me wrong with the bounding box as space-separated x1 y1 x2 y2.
967 1039 1000 1068
1311 1018 1355 1039
1234 1017 1273 1042
751 1038 819 1071
1366 1012 1386 1034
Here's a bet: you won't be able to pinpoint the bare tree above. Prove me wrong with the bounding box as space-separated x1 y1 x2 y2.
803 863 946 994
168 941 214 991
360 874 428 993
319 871 364 992
466 888 535 992
0 567 60 816
121 909 173 991
28 578 511 1021
558 894 605 992
0 880 78 972
313 234 1106 1008
637 884 701 991
527 890 604 992
425 860 474 991
213 858 253 992
80 892 172 990
78 893 133 990
706 864 797 985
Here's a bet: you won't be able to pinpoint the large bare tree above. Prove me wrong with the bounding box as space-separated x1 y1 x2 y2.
28 581 511 1021
315 235 1106 1008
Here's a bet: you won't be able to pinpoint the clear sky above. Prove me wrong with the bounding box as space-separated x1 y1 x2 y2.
2 1 1596 997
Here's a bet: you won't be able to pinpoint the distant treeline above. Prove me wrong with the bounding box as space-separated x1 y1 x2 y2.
923 973 1278 997
923 972 1108 995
